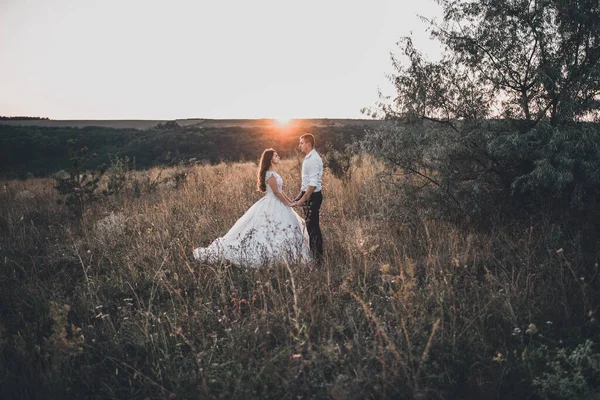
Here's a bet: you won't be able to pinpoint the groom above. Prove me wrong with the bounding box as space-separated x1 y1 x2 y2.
293 133 324 263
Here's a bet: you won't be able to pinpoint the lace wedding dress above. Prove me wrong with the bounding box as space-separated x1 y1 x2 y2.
193 171 311 267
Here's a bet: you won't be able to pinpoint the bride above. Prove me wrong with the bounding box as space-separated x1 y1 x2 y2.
193 148 311 267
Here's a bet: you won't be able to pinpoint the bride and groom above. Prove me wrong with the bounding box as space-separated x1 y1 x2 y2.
193 133 324 267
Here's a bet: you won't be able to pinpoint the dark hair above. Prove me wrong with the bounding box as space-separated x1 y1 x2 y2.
300 133 315 148
257 148 276 192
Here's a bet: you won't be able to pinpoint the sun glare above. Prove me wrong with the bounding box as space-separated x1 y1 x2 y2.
274 118 292 127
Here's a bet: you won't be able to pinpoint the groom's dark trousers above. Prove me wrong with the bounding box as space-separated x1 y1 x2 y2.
299 191 323 262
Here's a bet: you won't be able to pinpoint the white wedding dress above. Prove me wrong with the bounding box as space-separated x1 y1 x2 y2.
193 171 311 267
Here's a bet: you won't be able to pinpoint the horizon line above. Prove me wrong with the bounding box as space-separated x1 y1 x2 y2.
0 116 380 121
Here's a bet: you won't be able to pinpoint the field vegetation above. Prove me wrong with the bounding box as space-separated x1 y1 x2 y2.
1 154 599 399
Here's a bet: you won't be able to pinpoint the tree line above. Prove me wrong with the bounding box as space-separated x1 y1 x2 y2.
0 122 370 178
0 116 50 120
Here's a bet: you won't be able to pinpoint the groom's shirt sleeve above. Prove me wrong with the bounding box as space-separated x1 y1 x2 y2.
306 157 322 188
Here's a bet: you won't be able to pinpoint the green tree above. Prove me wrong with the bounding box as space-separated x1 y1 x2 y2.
362 0 600 220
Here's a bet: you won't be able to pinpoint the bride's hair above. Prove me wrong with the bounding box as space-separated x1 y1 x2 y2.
257 148 276 192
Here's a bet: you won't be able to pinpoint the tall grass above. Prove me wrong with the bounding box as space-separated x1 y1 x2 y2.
1 156 599 399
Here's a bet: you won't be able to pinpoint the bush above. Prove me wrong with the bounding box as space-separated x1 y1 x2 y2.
360 119 600 222
532 341 600 400
323 148 353 181
54 140 105 220
104 155 135 197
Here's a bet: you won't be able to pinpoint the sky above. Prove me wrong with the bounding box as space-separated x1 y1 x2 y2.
0 0 443 120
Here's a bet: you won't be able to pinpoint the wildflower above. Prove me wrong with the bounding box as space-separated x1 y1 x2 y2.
15 190 35 201
525 323 537 335
380 264 391 274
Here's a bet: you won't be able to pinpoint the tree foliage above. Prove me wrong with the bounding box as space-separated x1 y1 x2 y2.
362 0 600 221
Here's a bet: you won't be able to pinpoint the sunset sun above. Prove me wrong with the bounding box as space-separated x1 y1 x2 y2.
274 117 292 127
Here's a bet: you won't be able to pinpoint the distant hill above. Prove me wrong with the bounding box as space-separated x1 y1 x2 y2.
0 119 166 129
0 119 387 178
0 116 50 120
0 118 384 130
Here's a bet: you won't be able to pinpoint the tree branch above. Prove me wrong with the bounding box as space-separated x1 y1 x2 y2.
420 115 459 132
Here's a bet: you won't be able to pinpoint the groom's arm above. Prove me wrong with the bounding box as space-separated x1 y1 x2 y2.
296 185 315 206
296 159 320 205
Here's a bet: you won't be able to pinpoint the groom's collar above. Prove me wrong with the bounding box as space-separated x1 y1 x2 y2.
305 149 316 159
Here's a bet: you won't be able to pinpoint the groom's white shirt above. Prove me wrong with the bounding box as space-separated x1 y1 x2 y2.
301 149 323 192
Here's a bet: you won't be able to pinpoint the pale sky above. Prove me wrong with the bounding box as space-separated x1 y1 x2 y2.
0 0 443 120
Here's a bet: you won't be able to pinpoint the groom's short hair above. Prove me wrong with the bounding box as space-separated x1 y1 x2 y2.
300 133 315 148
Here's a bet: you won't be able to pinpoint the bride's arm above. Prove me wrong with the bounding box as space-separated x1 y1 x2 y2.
281 191 294 203
267 176 293 206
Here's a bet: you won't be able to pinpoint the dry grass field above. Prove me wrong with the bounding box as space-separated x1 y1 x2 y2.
1 156 598 399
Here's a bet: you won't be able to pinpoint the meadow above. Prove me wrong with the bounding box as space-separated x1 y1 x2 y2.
1 156 598 399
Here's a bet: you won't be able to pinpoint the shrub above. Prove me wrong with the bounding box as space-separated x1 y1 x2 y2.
323 148 353 181
532 341 600 400
104 154 135 197
360 119 600 222
54 140 105 220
